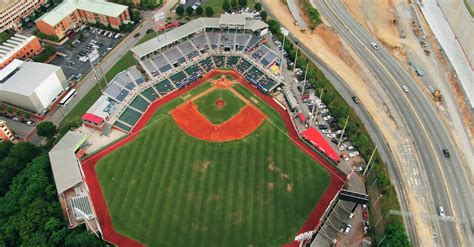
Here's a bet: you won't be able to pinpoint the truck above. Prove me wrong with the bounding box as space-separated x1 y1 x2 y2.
432 89 442 102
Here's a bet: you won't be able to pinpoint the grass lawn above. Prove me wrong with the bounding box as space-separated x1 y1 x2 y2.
202 0 256 16
95 80 330 246
194 88 246 124
59 32 157 135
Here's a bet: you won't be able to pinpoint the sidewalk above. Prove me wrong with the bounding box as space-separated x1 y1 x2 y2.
419 1 474 107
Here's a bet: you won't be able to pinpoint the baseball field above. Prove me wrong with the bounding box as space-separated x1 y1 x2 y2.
94 76 331 246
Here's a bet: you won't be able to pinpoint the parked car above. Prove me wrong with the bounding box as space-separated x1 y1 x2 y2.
338 144 347 151
323 115 333 121
26 120 36 126
12 117 20 122
321 129 330 134
318 125 328 130
343 224 352 235
349 151 360 158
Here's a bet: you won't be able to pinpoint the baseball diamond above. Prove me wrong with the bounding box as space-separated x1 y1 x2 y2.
89 73 332 246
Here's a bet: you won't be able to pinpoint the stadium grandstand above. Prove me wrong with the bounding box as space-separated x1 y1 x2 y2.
83 14 284 133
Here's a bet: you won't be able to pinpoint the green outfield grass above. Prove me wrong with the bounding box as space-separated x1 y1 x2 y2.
194 88 246 124
95 80 330 246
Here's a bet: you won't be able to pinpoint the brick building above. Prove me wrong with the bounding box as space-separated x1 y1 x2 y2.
0 0 48 32
35 0 130 40
0 34 43 69
0 120 15 142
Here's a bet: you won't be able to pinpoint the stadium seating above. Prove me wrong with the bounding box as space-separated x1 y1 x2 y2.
185 64 203 76
199 57 214 72
141 87 159 101
226 56 241 68
130 95 150 112
154 79 175 95
212 55 226 68
114 121 132 131
118 107 142 126
169 71 187 84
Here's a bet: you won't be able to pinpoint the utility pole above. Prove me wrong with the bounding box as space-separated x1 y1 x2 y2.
337 115 350 147
89 59 102 93
301 61 309 94
363 147 378 176
280 35 286 76
292 43 299 76
313 88 324 125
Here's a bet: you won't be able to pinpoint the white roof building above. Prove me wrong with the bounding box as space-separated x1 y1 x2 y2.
0 59 68 113
48 131 87 194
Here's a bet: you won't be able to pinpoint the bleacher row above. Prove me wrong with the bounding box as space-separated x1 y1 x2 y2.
140 31 279 80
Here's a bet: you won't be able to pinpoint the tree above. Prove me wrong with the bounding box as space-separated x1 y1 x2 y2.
176 5 184 16
9 142 39 164
238 0 247 7
255 2 262 11
223 0 231 12
36 121 57 139
196 6 203 15
260 10 268 21
206 7 214 17
0 141 13 160
186 6 194 16
231 0 238 8
0 157 20 195
380 223 411 247
268 19 281 35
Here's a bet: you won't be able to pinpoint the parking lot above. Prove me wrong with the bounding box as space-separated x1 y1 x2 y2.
50 26 124 80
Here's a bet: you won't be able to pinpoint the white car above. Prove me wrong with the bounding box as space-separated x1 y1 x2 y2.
338 144 347 151
370 42 379 50
321 129 330 134
336 130 344 135
402 85 409 92
343 224 352 235
349 151 360 158
438 206 445 217
323 115 333 121
26 120 36 126
347 145 356 151
320 109 329 114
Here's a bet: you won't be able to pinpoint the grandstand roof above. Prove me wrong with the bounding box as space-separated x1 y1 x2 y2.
48 131 87 194
131 15 268 58
219 14 246 26
37 0 128 27
301 128 340 162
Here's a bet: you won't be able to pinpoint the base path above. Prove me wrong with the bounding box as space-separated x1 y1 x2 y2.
172 102 265 142
81 69 346 246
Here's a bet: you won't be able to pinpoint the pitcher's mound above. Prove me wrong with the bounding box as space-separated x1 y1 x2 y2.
215 99 225 108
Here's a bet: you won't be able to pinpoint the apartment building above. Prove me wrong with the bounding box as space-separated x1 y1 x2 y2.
0 0 48 32
35 0 130 40
0 34 43 69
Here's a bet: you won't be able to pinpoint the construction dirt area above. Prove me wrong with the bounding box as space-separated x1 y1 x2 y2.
262 0 437 245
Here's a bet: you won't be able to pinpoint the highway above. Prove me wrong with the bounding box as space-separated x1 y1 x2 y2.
314 0 473 245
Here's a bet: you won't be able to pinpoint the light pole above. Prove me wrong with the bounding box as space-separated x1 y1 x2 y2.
337 115 350 147
292 42 299 76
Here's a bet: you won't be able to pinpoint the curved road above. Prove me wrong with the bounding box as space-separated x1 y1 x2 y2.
314 0 473 245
